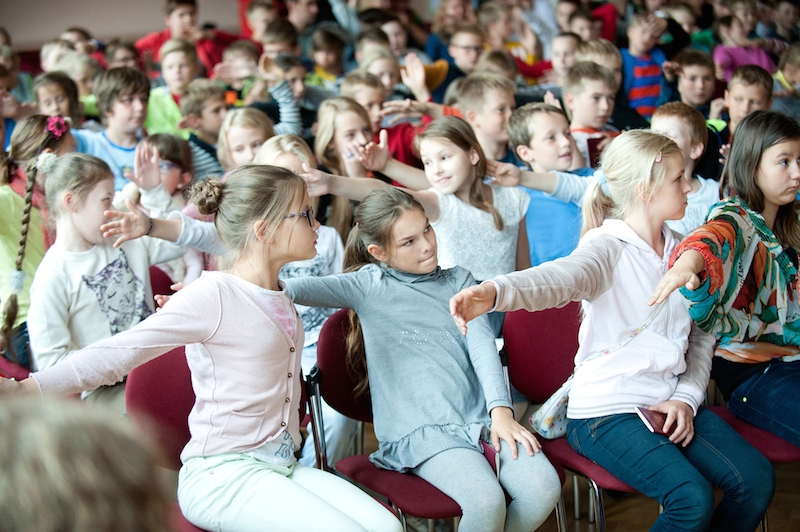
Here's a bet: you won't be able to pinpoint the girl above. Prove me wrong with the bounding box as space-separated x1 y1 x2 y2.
451 130 775 532
314 97 378 242
283 187 561 532
33 72 84 129
359 47 403 102
26 153 185 412
254 135 358 468
0 165 402 532
652 110 800 449
1 114 75 370
216 107 275 171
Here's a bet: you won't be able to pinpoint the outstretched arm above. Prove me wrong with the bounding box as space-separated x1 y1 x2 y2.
647 250 703 305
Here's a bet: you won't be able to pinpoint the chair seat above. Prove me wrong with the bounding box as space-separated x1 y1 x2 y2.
335 455 462 519
540 438 635 492
709 406 800 463
170 503 208 532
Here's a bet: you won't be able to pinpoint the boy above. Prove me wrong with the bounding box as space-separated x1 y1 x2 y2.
658 49 718 117
508 102 592 265
50 50 99 120
216 39 262 106
134 0 238 75
763 0 799 45
72 67 150 191
568 9 597 42
622 13 690 120
245 0 279 44
104 40 139 70
262 19 302 59
563 61 619 167
432 24 484 103
459 73 518 163
651 102 719 234
575 38 649 131
555 0 580 33
144 39 200 137
275 54 331 141
377 12 431 64
306 25 347 92
180 79 227 178
39 39 73 73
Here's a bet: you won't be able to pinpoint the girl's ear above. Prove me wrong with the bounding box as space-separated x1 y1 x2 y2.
180 171 193 187
366 243 389 263
63 191 77 213
252 219 269 242
469 147 480 165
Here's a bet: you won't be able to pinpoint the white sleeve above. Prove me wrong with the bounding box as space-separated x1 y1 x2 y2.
548 172 594 206
168 211 229 256
139 184 175 218
27 261 76 371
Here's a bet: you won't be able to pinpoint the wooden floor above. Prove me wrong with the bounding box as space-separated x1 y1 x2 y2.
363 424 800 532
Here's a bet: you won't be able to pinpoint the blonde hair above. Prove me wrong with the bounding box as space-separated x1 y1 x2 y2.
507 102 569 153
158 38 198 65
45 153 114 229
0 398 170 532
474 49 518 79
457 72 516 114
581 130 681 236
254 134 315 166
563 61 618 96
189 164 305 267
180 78 227 117
342 187 425 396
477 1 510 30
340 70 385 98
779 42 800 71
1 115 71 364
315 97 372 241
417 116 504 230
575 38 622 64
217 107 275 170
50 50 96 81
358 46 398 74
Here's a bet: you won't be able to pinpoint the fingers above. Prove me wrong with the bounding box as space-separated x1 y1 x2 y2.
491 430 502 454
171 282 185 291
378 129 388 149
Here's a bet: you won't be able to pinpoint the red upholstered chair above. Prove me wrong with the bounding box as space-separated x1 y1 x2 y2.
308 309 565 531
149 266 176 300
503 303 639 532
709 405 800 532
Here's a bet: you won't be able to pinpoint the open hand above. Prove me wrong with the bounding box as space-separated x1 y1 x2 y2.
213 58 257 81
709 97 726 120
399 53 428 100
300 163 333 197
102 199 151 248
647 269 700 305
662 60 681 83
486 159 522 186
490 406 541 459
649 400 695 446
257 54 285 85
132 142 162 191
543 91 562 109
449 282 498 335
353 129 390 172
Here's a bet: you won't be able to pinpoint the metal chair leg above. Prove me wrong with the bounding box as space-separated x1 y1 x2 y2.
761 510 769 532
555 494 568 532
572 475 580 519
427 519 435 532
392 505 407 532
588 483 595 523
588 479 606 532
452 516 460 531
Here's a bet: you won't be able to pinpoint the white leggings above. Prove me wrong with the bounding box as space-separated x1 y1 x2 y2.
178 453 403 532
412 442 561 532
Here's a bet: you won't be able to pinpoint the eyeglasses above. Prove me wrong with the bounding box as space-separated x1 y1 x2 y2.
283 207 315 227
450 44 484 54
158 160 181 172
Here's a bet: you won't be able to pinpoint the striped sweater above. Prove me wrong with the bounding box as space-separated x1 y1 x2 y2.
621 48 666 120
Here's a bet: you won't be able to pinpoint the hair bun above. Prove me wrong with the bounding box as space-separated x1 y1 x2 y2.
191 178 225 215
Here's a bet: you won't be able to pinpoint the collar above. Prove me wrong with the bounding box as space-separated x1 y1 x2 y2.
383 266 445 284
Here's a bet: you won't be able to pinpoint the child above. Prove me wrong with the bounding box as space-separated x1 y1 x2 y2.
134 0 239 76
713 15 776 81
451 129 775 532
426 0 475 63
771 42 800 121
357 47 409 102
144 39 200 138
0 46 34 113
563 62 619 168
26 154 185 412
555 0 580 33
508 102 590 266
378 11 432 64
658 49 718 118
215 40 262 106
568 9 597 42
274 54 332 142
479 1 539 83
217 107 274 171
283 187 561 530
762 0 800 45
39 39 74 73
180 79 227 178
307 25 348 88
622 14 669 120
252 134 358 469
49 50 98 119
653 110 800 451
709 64 773 140
433 23 484 103
262 18 301 59
651 102 719 235
3 165 404 532
71 67 150 191
459 73 518 164
104 39 140 70
33 72 83 128
245 0 279 44
1 115 75 371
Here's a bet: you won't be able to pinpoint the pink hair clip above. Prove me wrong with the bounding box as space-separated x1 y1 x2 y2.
655 151 662 163
46 116 68 140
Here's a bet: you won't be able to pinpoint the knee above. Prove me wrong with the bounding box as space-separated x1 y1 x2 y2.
663 480 715 530
734 455 775 513
462 482 507 524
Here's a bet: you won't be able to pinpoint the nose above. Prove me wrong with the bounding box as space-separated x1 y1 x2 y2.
599 98 609 113
558 134 571 149
356 131 369 146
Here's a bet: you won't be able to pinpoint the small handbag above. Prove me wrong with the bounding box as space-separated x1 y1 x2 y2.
529 304 664 439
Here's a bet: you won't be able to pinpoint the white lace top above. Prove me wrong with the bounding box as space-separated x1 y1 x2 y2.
431 184 530 280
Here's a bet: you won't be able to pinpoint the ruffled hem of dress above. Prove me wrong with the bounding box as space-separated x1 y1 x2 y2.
369 422 489 473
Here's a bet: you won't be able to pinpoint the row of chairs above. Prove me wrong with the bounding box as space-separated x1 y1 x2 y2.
123 297 800 531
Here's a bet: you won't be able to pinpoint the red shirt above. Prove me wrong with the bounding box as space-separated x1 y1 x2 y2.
134 29 241 73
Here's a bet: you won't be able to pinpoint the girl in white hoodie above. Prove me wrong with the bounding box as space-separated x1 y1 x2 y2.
450 130 774 532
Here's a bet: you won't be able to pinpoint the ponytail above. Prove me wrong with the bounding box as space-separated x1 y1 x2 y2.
468 175 504 231
580 179 614 237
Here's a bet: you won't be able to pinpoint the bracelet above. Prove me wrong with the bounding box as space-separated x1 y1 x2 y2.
145 217 154 236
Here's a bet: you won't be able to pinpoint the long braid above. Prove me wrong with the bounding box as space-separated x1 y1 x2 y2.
1 163 37 365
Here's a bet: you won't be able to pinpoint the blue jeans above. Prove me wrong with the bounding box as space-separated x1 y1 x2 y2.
729 359 800 448
567 408 774 532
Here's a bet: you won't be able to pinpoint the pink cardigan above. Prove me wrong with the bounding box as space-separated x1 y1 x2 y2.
31 271 304 463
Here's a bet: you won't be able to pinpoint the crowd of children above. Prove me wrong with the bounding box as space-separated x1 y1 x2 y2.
2 0 800 529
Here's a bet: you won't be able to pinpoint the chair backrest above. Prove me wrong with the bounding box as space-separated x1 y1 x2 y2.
126 346 194 471
315 309 373 424
149 266 175 300
503 302 582 403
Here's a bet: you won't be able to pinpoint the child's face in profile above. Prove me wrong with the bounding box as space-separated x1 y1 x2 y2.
569 17 595 42
556 2 578 32
650 115 701 171
524 111 574 172
108 91 148 133
37 83 72 119
197 97 228 137
677 65 715 106
472 89 515 142
566 80 616 129
353 87 385 134
162 51 197 94
331 111 372 156
733 6 758 34
647 152 691 222
775 1 800 32
550 37 578 76
724 82 771 128
285 66 308 100
366 58 399 99
374 207 438 275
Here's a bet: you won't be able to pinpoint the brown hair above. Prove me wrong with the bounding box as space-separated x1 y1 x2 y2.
507 102 569 153
163 0 195 15
652 101 709 149
143 133 194 175
1 115 71 364
311 25 347 54
34 72 82 126
180 78 227 117
263 18 299 47
341 187 425 396
158 38 198 65
94 67 150 123
575 38 622 63
563 61 618 96
0 398 170 532
728 64 774 100
457 72 516 114
721 110 800 250
340 70 385 97
247 0 276 15
674 48 714 70
104 39 138 64
417 116 504 230
222 39 261 64
474 49 518 79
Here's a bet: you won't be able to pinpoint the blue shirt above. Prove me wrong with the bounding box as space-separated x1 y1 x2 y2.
73 129 140 191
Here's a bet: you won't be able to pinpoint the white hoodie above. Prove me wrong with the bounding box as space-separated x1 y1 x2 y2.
491 218 713 419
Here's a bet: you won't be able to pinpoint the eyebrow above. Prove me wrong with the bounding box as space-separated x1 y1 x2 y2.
395 218 430 243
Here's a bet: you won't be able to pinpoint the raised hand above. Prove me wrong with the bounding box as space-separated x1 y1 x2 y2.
354 129 390 172
662 60 681 83
257 54 285 86
449 282 498 335
543 91 562 109
102 199 151 248
486 159 523 186
132 142 162 191
213 58 257 81
399 53 429 102
300 163 334 197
